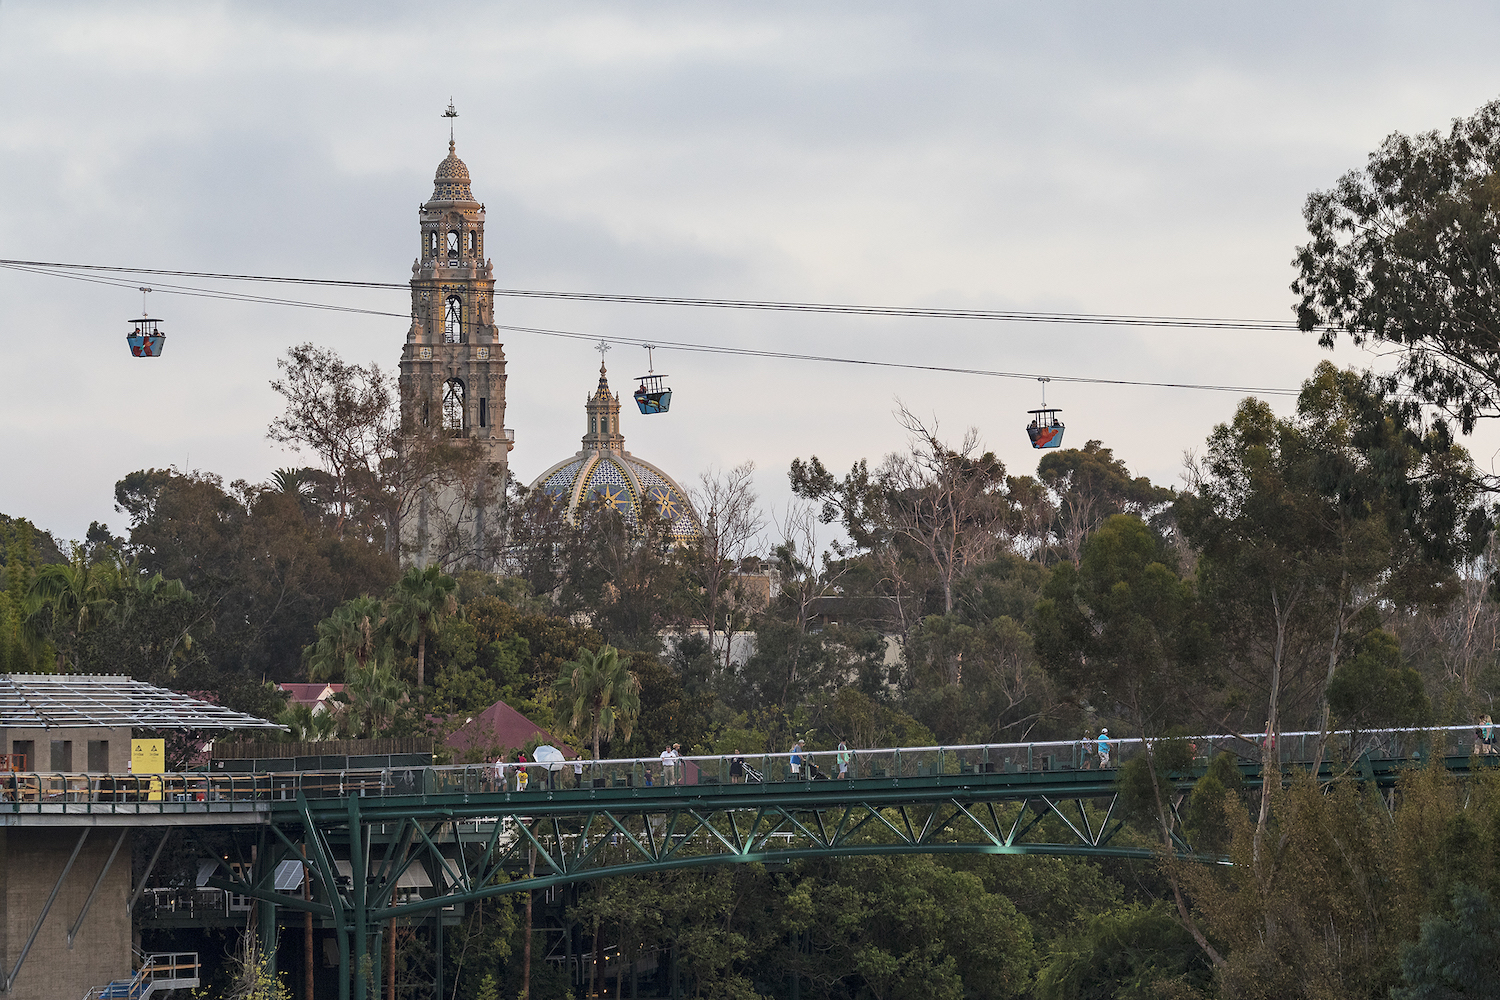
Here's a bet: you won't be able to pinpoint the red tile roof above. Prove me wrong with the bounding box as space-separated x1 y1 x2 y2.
446 699 576 759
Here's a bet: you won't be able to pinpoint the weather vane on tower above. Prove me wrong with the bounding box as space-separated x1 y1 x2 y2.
595 339 612 369
443 99 458 142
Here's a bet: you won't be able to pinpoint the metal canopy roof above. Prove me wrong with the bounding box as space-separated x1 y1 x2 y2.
0 674 283 730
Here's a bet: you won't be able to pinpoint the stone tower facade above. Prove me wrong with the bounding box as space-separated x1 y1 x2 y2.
398 141 514 569
581 363 625 453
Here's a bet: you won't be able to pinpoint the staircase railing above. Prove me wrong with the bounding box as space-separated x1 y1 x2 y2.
81 952 198 1000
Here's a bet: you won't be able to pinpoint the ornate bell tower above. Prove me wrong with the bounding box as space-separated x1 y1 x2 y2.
398 135 514 569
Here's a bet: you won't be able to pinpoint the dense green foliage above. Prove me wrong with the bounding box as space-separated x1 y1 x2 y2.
21 349 1500 996
37 96 1500 988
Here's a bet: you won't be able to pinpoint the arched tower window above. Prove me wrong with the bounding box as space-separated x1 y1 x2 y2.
466 231 474 252
428 231 437 254
447 230 460 264
444 296 462 343
443 379 466 431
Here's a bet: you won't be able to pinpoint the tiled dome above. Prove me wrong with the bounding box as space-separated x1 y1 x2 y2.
533 452 698 539
430 140 475 203
528 365 699 540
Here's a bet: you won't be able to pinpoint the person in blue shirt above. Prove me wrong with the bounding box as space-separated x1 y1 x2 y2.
1096 729 1111 768
790 740 804 779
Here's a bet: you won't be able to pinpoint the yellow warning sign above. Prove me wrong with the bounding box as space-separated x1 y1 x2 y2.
131 739 165 774
131 740 165 801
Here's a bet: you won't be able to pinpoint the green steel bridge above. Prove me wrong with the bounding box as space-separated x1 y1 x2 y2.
6 725 1489 1000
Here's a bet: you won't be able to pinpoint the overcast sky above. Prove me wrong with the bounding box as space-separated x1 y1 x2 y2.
4 2 1500 549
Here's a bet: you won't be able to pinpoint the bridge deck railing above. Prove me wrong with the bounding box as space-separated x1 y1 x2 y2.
0 725 1486 815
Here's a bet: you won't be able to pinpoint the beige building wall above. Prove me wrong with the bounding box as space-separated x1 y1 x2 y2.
0 828 134 1000
1 726 132 772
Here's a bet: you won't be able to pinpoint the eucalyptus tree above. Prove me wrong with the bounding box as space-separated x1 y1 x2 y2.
1037 439 1174 566
1180 365 1482 777
1295 97 1500 445
1032 514 1221 966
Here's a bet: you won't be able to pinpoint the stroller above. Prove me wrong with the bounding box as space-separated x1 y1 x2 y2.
805 761 830 781
743 762 764 783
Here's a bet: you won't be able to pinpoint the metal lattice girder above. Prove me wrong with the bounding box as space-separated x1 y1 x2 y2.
205 770 1179 927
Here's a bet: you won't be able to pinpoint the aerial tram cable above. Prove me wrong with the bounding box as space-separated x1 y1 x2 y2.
492 322 1301 397
0 258 1300 396
0 257 1317 333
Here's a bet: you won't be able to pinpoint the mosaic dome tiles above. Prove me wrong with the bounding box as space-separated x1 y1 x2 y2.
530 453 698 539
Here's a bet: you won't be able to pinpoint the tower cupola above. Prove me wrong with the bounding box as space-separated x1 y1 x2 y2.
583 364 626 453
431 140 476 203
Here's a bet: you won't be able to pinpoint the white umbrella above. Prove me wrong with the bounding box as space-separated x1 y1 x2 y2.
532 745 567 771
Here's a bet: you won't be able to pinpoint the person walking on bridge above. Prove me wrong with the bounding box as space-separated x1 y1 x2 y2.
837 741 850 779
790 740 804 780
1096 729 1111 769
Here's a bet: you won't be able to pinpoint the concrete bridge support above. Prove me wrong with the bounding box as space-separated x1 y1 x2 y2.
0 827 133 1000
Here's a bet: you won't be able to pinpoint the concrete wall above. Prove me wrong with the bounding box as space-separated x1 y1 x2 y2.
0 827 133 1000
0 727 132 773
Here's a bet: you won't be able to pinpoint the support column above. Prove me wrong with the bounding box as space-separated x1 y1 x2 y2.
304 845 315 1000
432 909 444 1000
67 828 128 947
371 923 382 1000
350 795 367 1000
6 829 89 992
259 898 278 980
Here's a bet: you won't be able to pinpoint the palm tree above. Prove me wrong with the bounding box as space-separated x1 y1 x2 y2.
553 645 642 760
277 702 340 741
27 546 120 670
387 566 457 688
303 596 388 682
345 664 406 737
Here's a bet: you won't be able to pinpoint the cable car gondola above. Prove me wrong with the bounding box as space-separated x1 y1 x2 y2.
126 287 166 357
633 345 672 414
1026 377 1064 449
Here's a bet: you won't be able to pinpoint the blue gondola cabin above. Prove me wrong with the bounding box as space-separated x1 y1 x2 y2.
127 318 166 358
1027 408 1064 449
633 373 671 414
